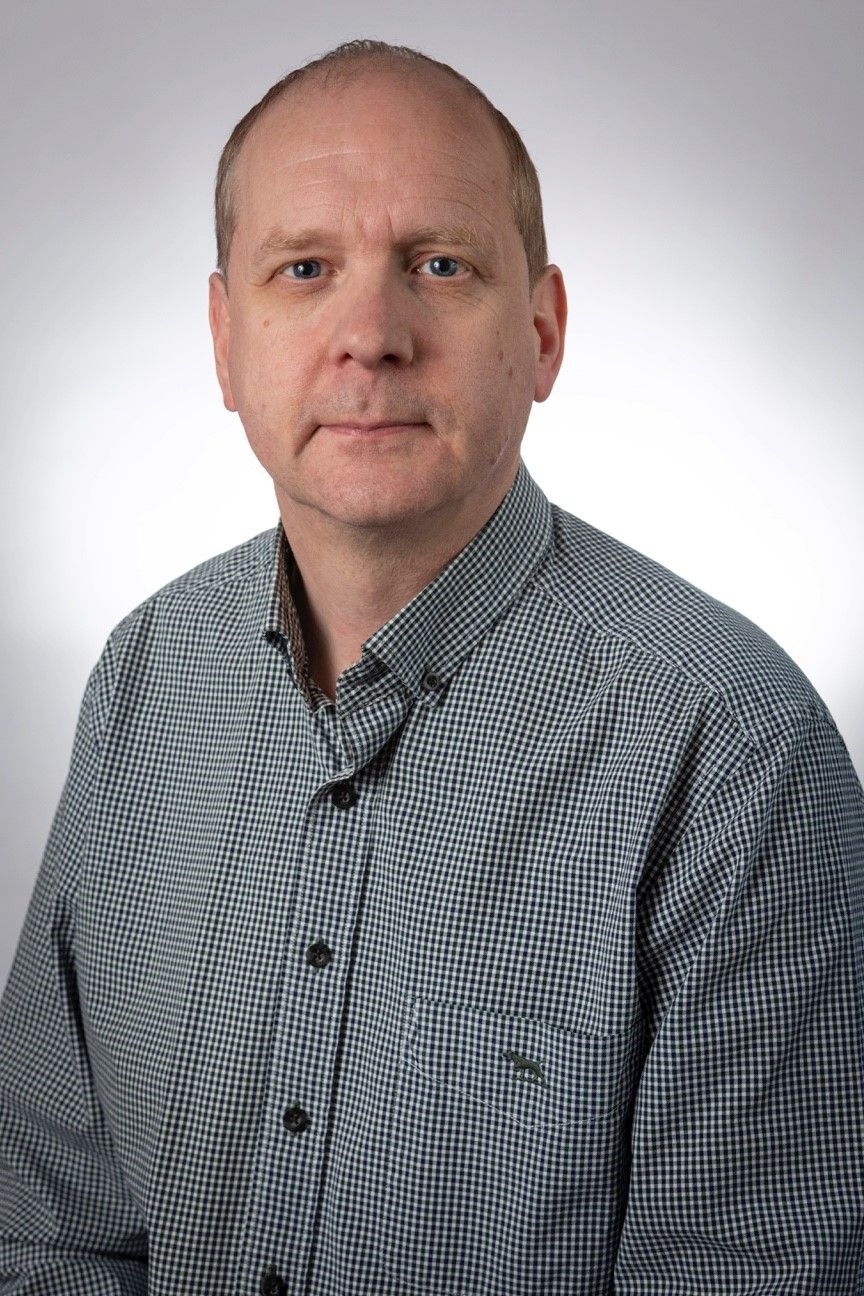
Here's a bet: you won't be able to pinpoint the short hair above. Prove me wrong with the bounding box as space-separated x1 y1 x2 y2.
214 38 549 293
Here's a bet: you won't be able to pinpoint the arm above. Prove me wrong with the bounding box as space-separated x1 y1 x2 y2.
615 707 864 1293
0 653 148 1293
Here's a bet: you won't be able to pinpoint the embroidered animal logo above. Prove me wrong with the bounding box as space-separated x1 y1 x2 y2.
501 1048 549 1088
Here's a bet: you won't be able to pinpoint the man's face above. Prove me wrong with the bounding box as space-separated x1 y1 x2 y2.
209 65 566 536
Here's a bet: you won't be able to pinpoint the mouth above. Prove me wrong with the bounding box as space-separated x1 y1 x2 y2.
320 422 426 439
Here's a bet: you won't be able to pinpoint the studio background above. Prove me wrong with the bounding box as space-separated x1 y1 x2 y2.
2 0 862 987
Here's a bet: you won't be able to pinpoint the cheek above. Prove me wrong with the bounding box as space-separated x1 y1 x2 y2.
482 325 533 404
226 338 291 465
230 320 303 415
448 334 532 465
453 312 520 385
490 331 538 438
486 301 532 376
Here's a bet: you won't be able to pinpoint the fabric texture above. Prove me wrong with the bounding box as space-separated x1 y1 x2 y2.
1 457 862 1295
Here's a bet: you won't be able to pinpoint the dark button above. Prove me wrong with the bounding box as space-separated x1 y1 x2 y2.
283 1103 311 1134
264 630 288 657
330 780 357 809
421 669 442 692
259 1265 287 1296
306 939 332 969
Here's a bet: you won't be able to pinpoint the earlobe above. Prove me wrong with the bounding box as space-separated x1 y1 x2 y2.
532 265 567 404
208 271 237 412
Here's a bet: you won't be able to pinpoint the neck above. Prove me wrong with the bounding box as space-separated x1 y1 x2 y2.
278 469 517 698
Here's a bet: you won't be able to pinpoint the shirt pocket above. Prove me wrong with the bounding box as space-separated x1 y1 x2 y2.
382 995 644 1295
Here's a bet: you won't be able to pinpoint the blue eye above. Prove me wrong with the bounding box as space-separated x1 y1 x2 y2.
284 260 322 279
420 256 463 278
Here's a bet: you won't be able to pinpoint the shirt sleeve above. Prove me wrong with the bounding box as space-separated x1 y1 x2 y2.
0 648 148 1293
614 706 864 1293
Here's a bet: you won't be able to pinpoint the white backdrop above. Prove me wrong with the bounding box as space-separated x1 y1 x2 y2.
2 0 862 987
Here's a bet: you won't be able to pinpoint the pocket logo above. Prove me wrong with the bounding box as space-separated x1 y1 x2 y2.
501 1048 549 1088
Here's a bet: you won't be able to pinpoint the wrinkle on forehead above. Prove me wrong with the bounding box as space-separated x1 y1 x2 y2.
245 141 504 196
277 149 500 184
260 171 501 207
236 165 505 221
231 69 514 259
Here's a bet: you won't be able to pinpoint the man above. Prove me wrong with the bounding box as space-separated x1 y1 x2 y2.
1 37 862 1296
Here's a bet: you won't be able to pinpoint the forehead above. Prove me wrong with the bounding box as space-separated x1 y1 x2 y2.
232 65 514 246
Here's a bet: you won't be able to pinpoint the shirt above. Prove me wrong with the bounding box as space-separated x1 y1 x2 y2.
1 456 863 1296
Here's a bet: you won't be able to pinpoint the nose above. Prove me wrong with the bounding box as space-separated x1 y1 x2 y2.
326 263 415 370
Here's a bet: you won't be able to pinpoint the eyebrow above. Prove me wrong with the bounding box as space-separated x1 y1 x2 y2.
251 224 498 268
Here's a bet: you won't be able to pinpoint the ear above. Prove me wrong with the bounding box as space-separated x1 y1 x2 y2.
530 264 567 403
208 271 237 412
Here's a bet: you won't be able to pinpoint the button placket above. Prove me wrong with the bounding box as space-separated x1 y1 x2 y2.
241 691 404 1287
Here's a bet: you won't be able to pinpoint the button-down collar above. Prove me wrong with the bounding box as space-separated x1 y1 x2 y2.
262 457 554 711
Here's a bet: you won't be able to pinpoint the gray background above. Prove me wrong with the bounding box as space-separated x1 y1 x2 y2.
2 0 862 988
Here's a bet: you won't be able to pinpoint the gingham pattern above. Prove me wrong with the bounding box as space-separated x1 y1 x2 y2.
1 457 862 1295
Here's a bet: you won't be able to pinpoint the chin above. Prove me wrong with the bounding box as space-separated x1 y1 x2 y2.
322 479 444 526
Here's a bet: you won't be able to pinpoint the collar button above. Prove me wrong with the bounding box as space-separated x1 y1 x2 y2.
264 630 288 657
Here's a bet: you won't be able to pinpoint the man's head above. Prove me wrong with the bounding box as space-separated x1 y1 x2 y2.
208 39 566 540
214 40 550 298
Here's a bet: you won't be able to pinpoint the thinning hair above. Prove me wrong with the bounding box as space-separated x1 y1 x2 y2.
214 38 549 292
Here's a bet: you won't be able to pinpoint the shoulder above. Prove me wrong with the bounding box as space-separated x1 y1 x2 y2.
531 502 830 746
115 524 276 628
132 525 277 606
85 526 278 702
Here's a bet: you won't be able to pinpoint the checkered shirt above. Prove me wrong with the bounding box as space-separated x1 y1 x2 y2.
2 458 863 1294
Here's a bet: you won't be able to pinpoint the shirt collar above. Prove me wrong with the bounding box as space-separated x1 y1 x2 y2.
262 456 554 707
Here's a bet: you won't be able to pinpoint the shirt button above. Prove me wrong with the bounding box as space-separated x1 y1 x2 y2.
264 630 288 657
330 780 357 809
259 1265 287 1295
306 939 332 969
421 668 442 692
282 1103 311 1134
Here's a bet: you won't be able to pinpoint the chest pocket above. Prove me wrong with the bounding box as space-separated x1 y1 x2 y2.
382 996 645 1295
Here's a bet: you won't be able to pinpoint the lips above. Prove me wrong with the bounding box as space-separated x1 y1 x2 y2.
321 421 425 438
325 421 419 430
